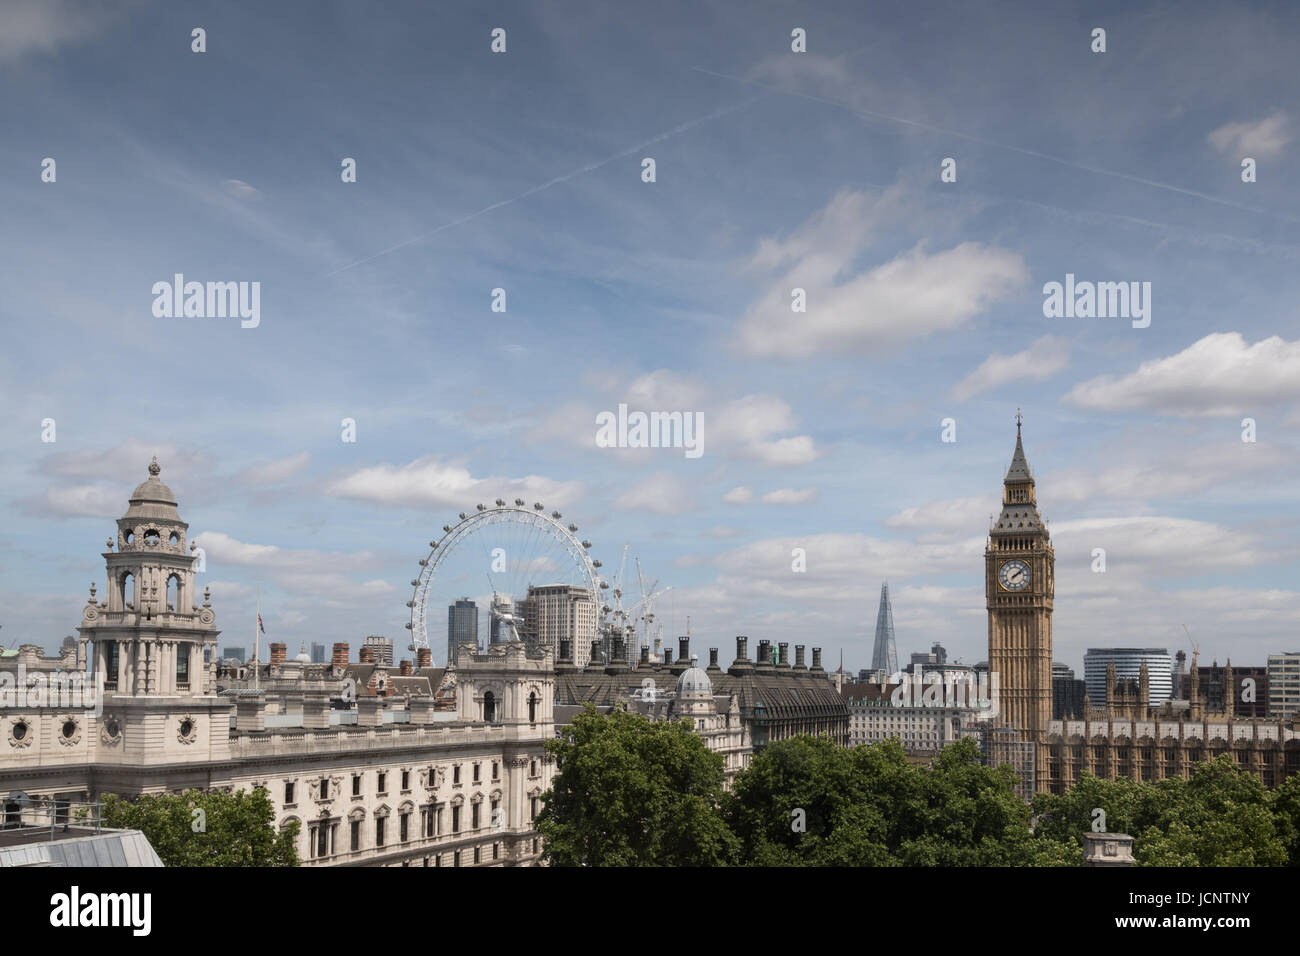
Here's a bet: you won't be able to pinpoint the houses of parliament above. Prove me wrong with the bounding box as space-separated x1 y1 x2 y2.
986 417 1300 796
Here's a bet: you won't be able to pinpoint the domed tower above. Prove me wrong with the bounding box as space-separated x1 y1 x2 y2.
78 458 220 698
675 657 713 718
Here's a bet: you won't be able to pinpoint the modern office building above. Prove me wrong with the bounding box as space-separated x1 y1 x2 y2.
1268 652 1300 719
1052 662 1087 720
1083 648 1174 706
447 598 478 666
871 582 899 676
222 646 246 663
361 635 394 667
310 642 326 664
521 584 597 669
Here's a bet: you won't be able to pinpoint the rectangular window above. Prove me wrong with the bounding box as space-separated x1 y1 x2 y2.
530 797 538 821
401 770 410 791
436 807 443 835
492 761 499 780
400 813 409 842
353 774 361 796
454 850 461 867
176 643 189 685
472 804 480 829
376 818 386 847
320 778 329 799
452 806 461 833
453 765 461 785
284 782 295 805
377 772 387 794
474 846 480 864
317 825 328 857
473 763 480 783
351 820 360 851
423 807 434 838
493 843 499 861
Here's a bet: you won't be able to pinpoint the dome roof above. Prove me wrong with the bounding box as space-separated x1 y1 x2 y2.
294 644 311 664
676 663 712 696
122 458 183 523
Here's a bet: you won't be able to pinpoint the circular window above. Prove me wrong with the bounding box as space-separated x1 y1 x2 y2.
62 720 77 739
13 721 28 741
179 719 194 738
144 529 160 546
105 718 120 738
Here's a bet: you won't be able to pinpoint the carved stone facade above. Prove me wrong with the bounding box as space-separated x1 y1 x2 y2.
0 460 553 867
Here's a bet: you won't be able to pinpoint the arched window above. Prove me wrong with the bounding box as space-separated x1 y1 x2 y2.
121 572 136 610
483 691 496 723
166 574 180 611
528 691 537 724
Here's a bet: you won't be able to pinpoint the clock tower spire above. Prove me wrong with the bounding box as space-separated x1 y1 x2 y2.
986 413 1054 792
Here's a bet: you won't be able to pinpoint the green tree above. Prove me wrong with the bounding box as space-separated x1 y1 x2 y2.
101 786 299 867
1271 771 1300 866
536 705 737 866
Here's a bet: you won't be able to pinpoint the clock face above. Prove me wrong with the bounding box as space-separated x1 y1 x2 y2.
999 559 1031 591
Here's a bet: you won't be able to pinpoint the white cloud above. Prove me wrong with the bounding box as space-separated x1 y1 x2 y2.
1063 332 1300 416
221 179 261 200
0 0 117 63
612 472 695 515
885 495 993 532
1207 110 1292 160
951 335 1070 401
325 456 583 509
760 487 819 505
233 452 310 486
722 486 753 504
734 187 1027 358
30 484 123 518
713 394 818 465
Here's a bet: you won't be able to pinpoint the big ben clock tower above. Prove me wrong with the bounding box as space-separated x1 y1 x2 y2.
986 412 1053 788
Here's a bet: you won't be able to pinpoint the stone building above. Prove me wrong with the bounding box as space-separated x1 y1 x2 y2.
553 634 848 773
0 459 554 866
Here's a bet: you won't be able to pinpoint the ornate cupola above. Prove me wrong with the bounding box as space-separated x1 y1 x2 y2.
78 458 220 698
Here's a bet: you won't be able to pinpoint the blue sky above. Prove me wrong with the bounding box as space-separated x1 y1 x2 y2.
2 0 1298 674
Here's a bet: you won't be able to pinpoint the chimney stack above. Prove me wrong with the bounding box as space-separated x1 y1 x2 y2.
269 643 286 666
359 646 375 664
757 640 772 667
332 643 349 667
640 646 650 665
560 639 572 662
777 642 791 668
663 648 673 665
400 659 412 676
678 636 690 662
736 636 749 662
811 648 823 672
795 645 806 669
708 648 719 669
416 648 431 668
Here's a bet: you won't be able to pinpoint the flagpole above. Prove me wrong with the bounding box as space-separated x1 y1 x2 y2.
254 584 260 690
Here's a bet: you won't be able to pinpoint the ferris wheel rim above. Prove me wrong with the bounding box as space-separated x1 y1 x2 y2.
407 503 603 660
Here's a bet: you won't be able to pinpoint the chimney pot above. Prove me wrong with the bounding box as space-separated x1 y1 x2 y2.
359 647 374 664
400 659 412 676
663 648 673 665
736 636 749 662
416 648 431 668
640 646 649 665
795 645 806 668
678 636 689 661
332 643 349 667
777 642 790 668
708 648 719 668
269 643 287 666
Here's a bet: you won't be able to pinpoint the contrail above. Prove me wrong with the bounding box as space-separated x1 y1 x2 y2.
691 65 1300 225
324 95 764 277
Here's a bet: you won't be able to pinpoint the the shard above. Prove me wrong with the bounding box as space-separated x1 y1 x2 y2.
871 581 898 675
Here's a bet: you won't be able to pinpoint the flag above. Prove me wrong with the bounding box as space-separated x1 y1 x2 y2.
258 614 266 635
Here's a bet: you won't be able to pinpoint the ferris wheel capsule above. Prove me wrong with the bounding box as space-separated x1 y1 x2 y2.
533 502 543 511
514 498 525 506
495 499 505 507
459 512 468 520
477 504 485 511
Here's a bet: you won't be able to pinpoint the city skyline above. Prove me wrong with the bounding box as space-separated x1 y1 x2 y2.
3 0 1299 677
